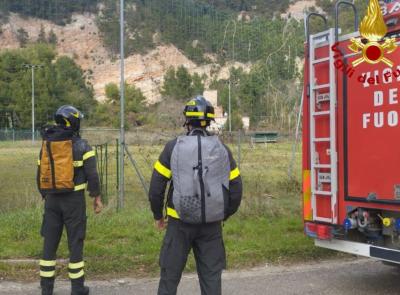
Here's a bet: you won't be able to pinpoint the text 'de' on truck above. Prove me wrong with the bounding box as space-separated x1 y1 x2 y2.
303 0 400 264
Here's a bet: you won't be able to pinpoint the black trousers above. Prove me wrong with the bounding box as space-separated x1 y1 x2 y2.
40 193 86 281
158 218 226 295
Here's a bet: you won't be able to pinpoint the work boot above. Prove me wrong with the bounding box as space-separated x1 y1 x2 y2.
71 277 89 295
40 278 54 295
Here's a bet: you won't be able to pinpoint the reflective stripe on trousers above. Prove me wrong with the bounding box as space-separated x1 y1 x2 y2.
39 259 56 278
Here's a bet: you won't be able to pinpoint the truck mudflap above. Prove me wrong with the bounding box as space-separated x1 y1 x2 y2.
315 239 400 264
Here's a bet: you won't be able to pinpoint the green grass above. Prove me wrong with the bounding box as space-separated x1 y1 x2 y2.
0 139 337 280
0 207 334 281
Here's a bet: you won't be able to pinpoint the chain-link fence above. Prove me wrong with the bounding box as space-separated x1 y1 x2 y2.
0 129 120 213
123 129 302 216
0 128 302 215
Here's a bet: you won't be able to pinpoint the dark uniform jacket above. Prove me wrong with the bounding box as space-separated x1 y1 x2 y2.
37 126 100 198
149 130 243 221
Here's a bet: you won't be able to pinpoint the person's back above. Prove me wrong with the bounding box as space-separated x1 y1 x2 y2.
149 96 243 295
37 105 103 295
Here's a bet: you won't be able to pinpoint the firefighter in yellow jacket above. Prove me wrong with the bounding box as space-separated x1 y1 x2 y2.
149 96 243 295
37 105 103 295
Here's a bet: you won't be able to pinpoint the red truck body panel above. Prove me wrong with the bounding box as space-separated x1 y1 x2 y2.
303 37 400 225
302 0 400 264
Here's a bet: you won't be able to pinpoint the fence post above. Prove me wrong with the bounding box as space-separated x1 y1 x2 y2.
238 130 241 170
116 138 119 211
105 143 108 204
100 144 104 203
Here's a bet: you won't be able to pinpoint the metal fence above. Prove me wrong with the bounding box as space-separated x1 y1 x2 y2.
0 128 302 213
0 129 41 141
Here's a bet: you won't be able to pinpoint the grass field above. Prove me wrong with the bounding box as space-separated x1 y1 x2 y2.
0 137 336 281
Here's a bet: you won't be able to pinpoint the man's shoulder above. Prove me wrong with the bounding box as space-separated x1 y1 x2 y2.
163 137 178 154
218 140 231 153
73 137 90 152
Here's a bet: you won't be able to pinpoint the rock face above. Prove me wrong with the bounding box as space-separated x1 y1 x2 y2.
0 13 250 104
281 0 323 21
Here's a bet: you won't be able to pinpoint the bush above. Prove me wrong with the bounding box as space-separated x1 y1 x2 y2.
92 82 148 128
161 66 205 100
224 111 243 131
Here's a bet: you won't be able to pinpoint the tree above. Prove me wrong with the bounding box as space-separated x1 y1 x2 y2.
94 82 147 127
191 73 205 96
161 66 205 100
16 28 29 47
175 66 193 99
48 29 58 45
161 67 178 98
0 44 96 129
2 0 99 24
126 84 146 113
105 83 119 103
37 24 47 43
225 111 243 131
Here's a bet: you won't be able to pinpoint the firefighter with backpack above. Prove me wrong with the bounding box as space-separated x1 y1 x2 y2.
37 105 103 295
149 96 243 295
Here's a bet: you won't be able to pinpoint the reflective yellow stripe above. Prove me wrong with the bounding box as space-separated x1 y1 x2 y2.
207 113 215 118
73 161 83 167
167 207 180 219
69 270 84 279
68 261 84 269
39 260 56 267
71 112 80 119
40 270 55 278
154 161 172 179
74 183 86 191
37 160 41 165
230 167 240 180
83 150 95 161
186 111 204 117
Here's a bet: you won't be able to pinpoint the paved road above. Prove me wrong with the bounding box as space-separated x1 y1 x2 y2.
1 258 400 295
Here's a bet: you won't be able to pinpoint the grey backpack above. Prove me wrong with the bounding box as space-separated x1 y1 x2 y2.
171 131 230 224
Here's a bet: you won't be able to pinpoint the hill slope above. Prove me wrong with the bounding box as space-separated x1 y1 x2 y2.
0 13 249 103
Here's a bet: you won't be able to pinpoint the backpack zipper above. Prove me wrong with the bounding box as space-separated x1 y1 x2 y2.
197 135 206 224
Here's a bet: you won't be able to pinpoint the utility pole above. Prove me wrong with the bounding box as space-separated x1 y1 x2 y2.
118 0 125 210
228 20 236 133
23 64 43 144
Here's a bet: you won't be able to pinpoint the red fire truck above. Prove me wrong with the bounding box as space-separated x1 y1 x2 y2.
303 0 400 263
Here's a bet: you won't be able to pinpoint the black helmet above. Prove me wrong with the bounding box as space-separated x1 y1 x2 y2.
183 96 215 127
54 105 83 132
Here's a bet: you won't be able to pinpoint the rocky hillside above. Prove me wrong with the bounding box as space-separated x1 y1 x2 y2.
282 0 323 20
0 13 250 104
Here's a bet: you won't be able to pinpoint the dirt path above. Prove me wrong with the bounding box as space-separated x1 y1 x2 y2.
1 258 399 295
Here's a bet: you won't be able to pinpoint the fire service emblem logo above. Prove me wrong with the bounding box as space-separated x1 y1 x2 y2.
349 0 397 67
